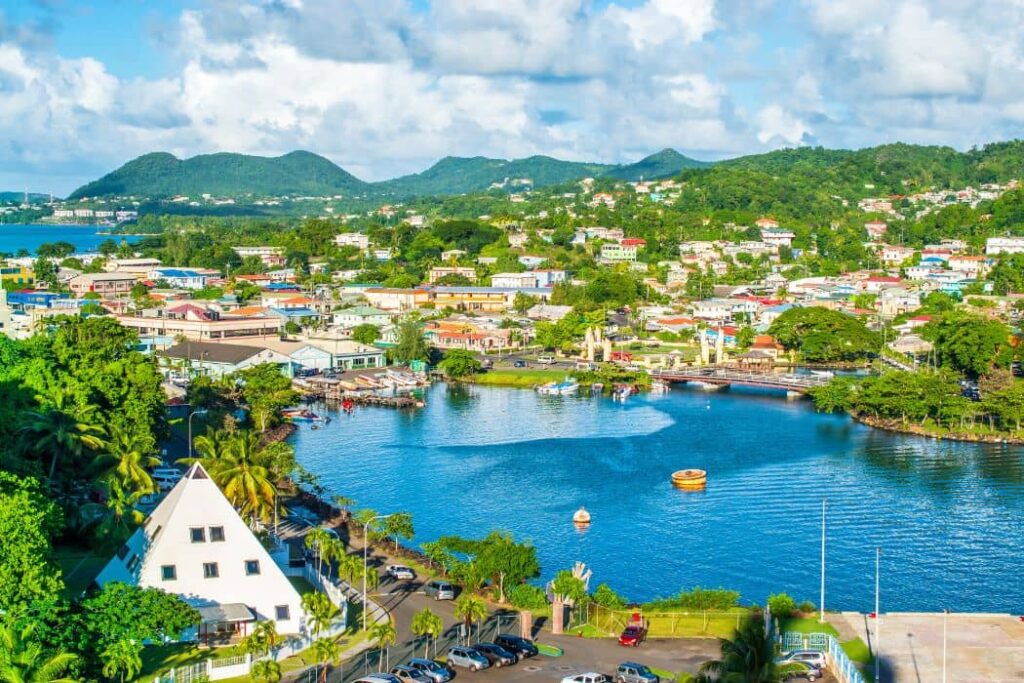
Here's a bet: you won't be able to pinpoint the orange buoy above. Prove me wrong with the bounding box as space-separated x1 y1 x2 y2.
672 469 707 490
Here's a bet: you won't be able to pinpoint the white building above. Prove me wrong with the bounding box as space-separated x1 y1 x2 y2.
986 237 1024 255
95 463 309 640
491 272 539 288
334 233 370 250
232 246 285 266
760 229 795 248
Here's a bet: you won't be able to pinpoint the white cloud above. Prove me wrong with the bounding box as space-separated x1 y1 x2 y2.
755 104 810 145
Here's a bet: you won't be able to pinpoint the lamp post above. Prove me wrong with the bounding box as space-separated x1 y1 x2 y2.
819 497 826 623
187 408 208 459
942 608 949 683
362 513 393 631
875 547 881 683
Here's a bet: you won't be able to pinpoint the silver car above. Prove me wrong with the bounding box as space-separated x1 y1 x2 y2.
391 666 434 683
446 646 490 672
407 659 453 683
778 650 827 670
424 580 455 600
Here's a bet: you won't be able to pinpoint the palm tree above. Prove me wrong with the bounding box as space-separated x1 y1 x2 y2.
310 637 340 683
696 617 788 683
238 620 280 659
18 389 105 485
0 622 78 683
321 538 348 577
369 622 397 669
92 425 160 495
250 658 282 683
332 494 355 522
411 608 444 657
87 476 147 548
301 592 341 637
180 430 280 523
304 528 332 577
454 594 488 644
99 639 142 683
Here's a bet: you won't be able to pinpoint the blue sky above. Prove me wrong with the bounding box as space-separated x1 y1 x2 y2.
1 0 1023 195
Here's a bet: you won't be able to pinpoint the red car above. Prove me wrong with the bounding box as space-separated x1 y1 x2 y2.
618 624 647 647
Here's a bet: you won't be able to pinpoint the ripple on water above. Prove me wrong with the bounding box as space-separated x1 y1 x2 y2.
291 384 1024 612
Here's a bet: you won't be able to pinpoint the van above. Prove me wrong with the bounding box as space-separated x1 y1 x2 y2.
151 468 182 491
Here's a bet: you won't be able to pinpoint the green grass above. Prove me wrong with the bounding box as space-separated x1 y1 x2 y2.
471 369 566 387
779 616 839 637
565 624 610 638
841 637 872 664
138 643 237 683
288 575 318 595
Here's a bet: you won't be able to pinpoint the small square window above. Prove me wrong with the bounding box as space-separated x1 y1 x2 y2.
275 605 290 620
245 560 260 576
209 526 225 542
203 562 219 578
161 565 177 581
190 527 205 543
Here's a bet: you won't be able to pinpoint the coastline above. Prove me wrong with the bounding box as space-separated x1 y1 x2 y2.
850 412 1024 444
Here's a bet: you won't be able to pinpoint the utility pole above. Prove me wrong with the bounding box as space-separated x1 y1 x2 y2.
819 498 826 623
875 547 881 683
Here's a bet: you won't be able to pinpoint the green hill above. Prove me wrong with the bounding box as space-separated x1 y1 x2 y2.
376 155 616 197
604 148 708 181
68 150 369 200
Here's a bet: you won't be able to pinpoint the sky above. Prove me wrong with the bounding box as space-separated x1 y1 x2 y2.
2 0 1024 196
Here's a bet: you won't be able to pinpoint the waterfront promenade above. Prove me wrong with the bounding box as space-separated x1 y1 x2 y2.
833 612 1024 682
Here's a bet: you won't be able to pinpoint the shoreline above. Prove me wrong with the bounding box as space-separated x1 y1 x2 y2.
851 412 1024 444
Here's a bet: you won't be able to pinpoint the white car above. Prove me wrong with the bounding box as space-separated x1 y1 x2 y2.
561 674 609 683
778 651 827 670
537 355 557 365
386 564 415 580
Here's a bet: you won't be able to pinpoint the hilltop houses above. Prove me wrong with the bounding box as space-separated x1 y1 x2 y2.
95 463 311 641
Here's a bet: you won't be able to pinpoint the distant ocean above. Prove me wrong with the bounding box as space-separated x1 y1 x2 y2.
0 224 138 255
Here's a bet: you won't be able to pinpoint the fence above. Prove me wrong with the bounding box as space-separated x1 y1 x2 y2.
781 631 865 683
572 604 748 639
308 613 521 683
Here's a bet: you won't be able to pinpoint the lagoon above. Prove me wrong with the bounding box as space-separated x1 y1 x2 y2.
0 224 136 255
291 384 1024 613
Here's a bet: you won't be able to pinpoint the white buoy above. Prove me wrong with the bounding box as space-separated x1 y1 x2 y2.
572 506 592 525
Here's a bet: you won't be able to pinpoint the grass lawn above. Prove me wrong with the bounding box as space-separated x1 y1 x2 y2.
289 575 318 595
138 643 237 683
779 616 839 637
53 546 107 598
471 369 566 388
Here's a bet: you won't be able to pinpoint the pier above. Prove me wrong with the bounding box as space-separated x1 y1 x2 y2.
650 368 832 393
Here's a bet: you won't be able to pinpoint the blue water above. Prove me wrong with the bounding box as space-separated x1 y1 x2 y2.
291 384 1024 613
0 224 135 255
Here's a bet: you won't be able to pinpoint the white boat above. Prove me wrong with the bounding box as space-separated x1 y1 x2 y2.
612 384 634 401
537 379 579 396
810 370 835 379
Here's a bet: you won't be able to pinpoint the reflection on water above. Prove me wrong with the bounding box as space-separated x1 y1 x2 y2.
291 384 1024 612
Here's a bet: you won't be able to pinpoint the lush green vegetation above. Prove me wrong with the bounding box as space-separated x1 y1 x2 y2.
768 306 880 362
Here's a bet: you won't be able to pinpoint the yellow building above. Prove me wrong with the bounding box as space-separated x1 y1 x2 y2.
0 266 34 286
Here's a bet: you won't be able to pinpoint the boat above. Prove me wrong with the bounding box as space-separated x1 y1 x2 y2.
810 370 835 379
536 379 579 396
671 468 707 490
282 408 328 423
572 506 591 526
612 383 634 401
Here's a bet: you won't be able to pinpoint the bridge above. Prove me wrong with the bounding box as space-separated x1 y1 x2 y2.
650 367 833 394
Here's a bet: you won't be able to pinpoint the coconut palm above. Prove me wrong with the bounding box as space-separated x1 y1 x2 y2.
301 592 341 637
180 430 281 523
454 594 488 644
304 528 333 577
92 425 160 495
411 608 444 657
250 658 282 683
695 617 789 683
0 622 78 683
320 538 348 577
310 637 340 683
87 476 147 547
369 622 397 669
99 639 142 683
238 620 280 659
18 389 106 485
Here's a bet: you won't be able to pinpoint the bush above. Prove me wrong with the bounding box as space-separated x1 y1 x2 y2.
591 583 626 609
643 587 740 611
506 583 548 610
767 593 797 618
798 600 816 614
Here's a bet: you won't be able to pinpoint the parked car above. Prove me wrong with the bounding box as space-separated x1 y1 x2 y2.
151 468 182 491
407 659 452 683
513 359 528 368
471 643 517 666
424 580 455 600
537 355 556 365
561 673 609 683
777 651 827 670
778 661 822 681
618 623 647 647
354 674 402 683
446 647 490 671
495 634 538 658
387 564 416 580
615 662 659 683
390 665 434 683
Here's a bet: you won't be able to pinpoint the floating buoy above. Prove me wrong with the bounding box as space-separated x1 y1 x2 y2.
672 469 707 490
572 506 592 525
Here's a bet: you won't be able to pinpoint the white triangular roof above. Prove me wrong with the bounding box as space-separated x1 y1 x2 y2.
96 463 306 633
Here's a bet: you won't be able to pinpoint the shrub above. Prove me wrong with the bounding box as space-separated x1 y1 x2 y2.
643 587 740 611
591 583 626 609
506 584 548 610
767 593 797 618
798 600 816 614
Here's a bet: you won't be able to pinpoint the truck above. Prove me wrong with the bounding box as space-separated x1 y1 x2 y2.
618 613 648 647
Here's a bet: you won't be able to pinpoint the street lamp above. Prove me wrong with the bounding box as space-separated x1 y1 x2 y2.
187 408 208 459
874 547 881 683
819 497 826 623
362 513 393 631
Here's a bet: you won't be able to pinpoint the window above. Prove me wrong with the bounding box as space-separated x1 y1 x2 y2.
203 562 219 578
126 554 142 574
275 605 290 621
209 526 225 542
190 527 205 543
244 560 260 576
161 565 177 581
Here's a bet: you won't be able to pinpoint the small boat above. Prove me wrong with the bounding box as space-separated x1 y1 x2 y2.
536 379 579 396
672 469 707 490
572 507 591 526
612 384 634 402
591 382 604 394
282 408 328 423
810 370 835 379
